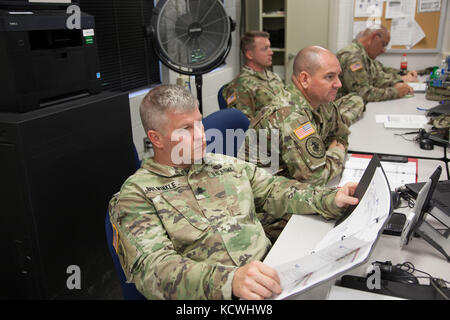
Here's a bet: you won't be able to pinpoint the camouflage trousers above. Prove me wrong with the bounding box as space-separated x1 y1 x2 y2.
335 93 365 126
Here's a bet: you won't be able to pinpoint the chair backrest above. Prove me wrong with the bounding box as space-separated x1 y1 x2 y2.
105 212 147 300
217 85 228 110
202 108 250 157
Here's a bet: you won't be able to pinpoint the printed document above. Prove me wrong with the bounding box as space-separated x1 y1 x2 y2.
339 155 417 190
268 161 391 300
375 114 428 129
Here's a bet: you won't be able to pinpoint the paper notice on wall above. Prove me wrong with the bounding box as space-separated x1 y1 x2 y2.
385 0 417 18
390 17 425 48
354 0 383 17
418 0 441 12
410 20 426 47
390 17 414 46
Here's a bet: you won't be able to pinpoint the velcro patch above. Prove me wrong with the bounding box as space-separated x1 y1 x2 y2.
227 94 236 105
294 122 315 141
350 62 363 72
112 223 119 255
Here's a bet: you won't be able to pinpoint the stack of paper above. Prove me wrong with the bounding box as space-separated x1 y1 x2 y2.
339 155 417 190
375 114 428 129
407 82 427 93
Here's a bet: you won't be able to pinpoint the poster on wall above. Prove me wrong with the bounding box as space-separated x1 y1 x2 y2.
354 0 383 17
418 0 441 12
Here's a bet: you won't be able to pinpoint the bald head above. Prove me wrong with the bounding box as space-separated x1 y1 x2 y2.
291 46 342 107
293 46 333 77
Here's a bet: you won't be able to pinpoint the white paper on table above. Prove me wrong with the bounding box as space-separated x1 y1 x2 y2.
339 156 417 191
375 114 428 129
407 82 427 92
418 0 441 12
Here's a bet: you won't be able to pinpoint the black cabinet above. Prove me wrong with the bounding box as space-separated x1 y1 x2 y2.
0 92 136 299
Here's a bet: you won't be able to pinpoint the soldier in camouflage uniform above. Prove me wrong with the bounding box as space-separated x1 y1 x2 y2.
222 31 287 119
108 84 359 300
239 46 351 187
337 25 417 103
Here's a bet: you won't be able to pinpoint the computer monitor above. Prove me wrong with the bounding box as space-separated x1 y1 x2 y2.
400 166 450 261
401 166 441 247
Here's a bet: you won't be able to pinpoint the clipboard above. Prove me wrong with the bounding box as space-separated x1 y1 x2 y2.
268 154 393 300
336 154 393 227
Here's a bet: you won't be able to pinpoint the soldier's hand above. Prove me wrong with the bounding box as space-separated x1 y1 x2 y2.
328 139 345 151
401 70 418 82
394 83 413 97
335 182 359 208
232 261 282 300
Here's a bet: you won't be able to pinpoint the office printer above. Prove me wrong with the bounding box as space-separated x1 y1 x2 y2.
0 9 101 112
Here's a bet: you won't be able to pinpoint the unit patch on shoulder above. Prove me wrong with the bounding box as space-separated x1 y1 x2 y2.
227 93 236 105
305 136 325 158
350 62 363 72
293 122 315 141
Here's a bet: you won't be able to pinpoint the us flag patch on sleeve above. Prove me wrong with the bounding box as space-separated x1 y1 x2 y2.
227 94 236 105
294 122 315 141
350 62 363 72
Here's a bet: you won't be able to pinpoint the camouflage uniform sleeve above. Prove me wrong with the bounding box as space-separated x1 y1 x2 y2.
222 82 256 119
382 65 402 78
325 102 351 148
373 60 403 87
339 52 401 102
109 184 236 300
277 110 346 186
243 161 344 220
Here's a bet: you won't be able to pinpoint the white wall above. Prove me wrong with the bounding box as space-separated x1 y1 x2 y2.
330 0 450 70
130 0 449 159
128 0 242 159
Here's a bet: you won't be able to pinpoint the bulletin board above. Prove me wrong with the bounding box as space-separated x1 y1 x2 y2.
353 0 448 52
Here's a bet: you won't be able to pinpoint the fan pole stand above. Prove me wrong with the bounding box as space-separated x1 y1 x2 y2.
195 75 203 114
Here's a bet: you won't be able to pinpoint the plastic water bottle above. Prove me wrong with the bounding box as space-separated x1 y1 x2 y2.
400 53 408 75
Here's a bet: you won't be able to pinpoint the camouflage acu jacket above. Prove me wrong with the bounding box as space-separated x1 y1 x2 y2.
336 41 403 102
109 153 343 300
238 84 350 186
222 65 287 119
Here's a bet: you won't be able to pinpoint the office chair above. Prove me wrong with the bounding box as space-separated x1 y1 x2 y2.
217 85 228 110
105 212 146 300
202 108 250 157
105 143 146 300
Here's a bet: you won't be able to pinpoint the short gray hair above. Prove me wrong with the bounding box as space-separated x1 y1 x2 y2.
355 24 388 40
140 84 198 134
